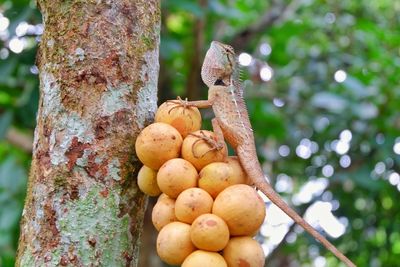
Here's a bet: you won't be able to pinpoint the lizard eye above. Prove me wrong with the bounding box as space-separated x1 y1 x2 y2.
224 45 235 54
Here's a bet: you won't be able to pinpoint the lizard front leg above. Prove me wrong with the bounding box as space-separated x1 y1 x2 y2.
167 96 214 110
189 118 227 159
167 97 226 159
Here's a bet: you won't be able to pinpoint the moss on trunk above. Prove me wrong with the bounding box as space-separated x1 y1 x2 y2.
16 1 160 266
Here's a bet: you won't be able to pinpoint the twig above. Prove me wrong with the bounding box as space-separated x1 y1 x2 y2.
230 0 302 51
6 127 33 153
186 0 207 100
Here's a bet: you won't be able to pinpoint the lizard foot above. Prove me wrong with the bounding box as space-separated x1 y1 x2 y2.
166 96 197 115
189 130 224 158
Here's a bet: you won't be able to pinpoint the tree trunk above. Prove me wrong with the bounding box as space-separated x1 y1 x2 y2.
16 1 160 266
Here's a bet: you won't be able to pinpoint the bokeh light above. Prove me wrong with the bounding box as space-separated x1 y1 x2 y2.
0 16 10 31
260 65 273 81
259 43 272 56
334 69 347 83
238 52 252 66
9 38 24 53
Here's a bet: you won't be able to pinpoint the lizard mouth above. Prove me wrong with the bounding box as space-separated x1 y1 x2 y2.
214 79 226 86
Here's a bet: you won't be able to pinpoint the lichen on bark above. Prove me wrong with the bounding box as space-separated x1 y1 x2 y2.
16 1 160 266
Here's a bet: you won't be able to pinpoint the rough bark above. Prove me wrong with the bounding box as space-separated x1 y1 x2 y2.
16 1 160 266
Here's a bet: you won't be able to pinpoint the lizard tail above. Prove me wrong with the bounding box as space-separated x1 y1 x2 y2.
237 151 356 267
255 182 356 267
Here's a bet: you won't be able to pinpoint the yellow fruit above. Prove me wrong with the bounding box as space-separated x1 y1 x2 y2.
175 188 214 224
226 156 248 185
212 184 265 236
156 222 195 265
152 194 177 231
137 165 161 196
190 213 229 251
182 250 227 267
157 158 198 198
199 157 247 198
135 122 182 170
181 130 227 171
155 101 202 138
223 236 265 267
157 193 170 203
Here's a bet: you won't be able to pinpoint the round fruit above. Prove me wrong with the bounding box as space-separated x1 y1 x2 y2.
157 193 170 203
175 188 214 224
155 101 202 138
182 250 227 267
156 222 195 265
157 158 198 198
137 165 161 196
212 184 265 236
135 122 182 170
181 130 228 171
226 156 248 185
223 236 265 267
190 213 229 251
152 194 177 231
199 157 247 198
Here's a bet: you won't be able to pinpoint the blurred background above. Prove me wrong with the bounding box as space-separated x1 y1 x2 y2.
1 0 400 266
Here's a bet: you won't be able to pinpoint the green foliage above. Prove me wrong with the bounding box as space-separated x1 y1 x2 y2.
1 0 399 266
162 1 400 266
0 156 27 267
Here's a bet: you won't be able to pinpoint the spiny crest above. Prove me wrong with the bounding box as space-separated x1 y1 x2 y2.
234 56 244 84
230 55 244 98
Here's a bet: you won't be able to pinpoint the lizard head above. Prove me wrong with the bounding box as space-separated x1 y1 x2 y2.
201 41 237 87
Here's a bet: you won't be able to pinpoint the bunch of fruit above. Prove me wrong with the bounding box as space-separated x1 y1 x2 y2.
135 101 266 267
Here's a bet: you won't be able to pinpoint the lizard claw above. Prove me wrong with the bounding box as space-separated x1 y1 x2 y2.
189 131 224 158
166 96 197 115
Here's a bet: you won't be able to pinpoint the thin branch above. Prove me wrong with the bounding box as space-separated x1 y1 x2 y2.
186 0 207 100
6 127 33 153
230 0 302 51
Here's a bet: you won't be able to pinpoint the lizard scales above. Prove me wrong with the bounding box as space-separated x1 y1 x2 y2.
199 41 356 267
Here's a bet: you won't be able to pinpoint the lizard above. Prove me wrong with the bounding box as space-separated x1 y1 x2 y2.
171 41 356 267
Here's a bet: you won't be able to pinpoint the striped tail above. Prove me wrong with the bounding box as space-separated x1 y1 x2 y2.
236 146 356 267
